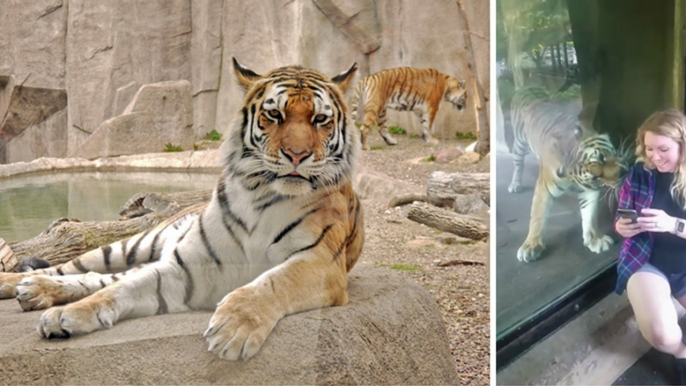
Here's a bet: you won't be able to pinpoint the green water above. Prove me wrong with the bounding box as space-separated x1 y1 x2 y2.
0 171 218 243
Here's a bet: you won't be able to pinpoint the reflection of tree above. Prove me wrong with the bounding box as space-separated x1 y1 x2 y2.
499 0 573 88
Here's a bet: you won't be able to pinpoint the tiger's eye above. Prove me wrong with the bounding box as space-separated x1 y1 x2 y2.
268 110 282 120
314 114 328 124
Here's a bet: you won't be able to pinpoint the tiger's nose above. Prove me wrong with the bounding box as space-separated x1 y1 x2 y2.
282 149 312 166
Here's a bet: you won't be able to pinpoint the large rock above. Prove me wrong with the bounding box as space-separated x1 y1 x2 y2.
0 0 67 90
64 0 192 153
0 264 458 385
72 81 194 159
6 109 68 164
0 75 68 163
353 167 424 201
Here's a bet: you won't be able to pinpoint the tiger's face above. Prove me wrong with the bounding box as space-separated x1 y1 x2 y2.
566 134 630 190
445 77 467 112
224 59 359 196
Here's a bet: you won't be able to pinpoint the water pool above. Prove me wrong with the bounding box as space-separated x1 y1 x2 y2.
0 171 218 243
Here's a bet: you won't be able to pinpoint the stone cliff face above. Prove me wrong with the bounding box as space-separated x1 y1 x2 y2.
0 0 489 163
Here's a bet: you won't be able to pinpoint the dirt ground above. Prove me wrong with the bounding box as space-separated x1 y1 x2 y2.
357 131 490 386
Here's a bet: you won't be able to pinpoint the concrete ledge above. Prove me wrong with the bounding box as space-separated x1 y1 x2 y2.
0 150 221 179
497 293 663 385
0 264 459 385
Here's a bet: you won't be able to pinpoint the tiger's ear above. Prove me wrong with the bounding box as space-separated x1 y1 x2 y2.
233 58 262 90
556 166 567 179
574 123 595 141
331 63 358 92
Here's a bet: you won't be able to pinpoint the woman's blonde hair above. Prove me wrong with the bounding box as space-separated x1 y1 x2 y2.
636 108 686 207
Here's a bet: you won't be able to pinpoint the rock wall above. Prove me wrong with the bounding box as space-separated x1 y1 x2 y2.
0 0 489 164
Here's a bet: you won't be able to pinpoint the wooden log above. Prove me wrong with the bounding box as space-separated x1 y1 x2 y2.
426 171 490 207
0 238 15 273
2 190 212 273
388 193 428 208
404 201 488 240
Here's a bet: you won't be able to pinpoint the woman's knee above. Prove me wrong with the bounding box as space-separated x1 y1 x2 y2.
643 321 682 352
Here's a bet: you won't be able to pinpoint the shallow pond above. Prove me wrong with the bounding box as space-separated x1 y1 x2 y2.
0 171 218 243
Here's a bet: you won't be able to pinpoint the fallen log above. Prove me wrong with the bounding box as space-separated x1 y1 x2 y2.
1 190 212 273
404 201 488 240
427 171 489 207
388 193 428 208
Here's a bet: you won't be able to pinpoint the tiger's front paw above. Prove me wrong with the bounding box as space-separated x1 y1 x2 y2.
381 134 398 146
508 181 522 193
204 293 279 361
517 239 545 262
421 134 439 145
585 234 614 254
37 300 115 339
0 272 25 298
16 276 72 311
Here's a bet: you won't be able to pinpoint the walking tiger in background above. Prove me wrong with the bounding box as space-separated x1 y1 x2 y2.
0 59 364 361
506 86 630 262
350 67 467 150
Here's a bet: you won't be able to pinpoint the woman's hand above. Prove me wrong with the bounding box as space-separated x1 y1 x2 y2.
636 208 676 233
615 217 644 238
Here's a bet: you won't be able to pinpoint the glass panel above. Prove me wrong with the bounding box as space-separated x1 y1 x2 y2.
495 0 683 339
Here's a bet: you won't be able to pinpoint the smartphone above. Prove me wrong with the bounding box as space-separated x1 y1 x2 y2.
617 209 638 224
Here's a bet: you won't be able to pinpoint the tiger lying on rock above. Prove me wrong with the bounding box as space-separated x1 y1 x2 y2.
0 59 364 361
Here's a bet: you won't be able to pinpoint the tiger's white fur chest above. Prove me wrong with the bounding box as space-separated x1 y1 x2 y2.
164 174 327 308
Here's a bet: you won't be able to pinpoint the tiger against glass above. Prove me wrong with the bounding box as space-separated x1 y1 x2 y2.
0 59 364 361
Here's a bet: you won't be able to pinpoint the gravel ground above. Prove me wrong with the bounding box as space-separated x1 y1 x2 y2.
357 132 490 386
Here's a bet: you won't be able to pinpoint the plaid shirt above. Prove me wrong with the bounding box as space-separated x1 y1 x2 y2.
615 162 654 294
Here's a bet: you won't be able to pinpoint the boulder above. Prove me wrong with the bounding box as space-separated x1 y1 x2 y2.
0 75 68 163
452 193 490 215
0 264 458 385
353 167 424 201
434 147 464 164
452 152 482 165
64 0 192 152
72 81 194 159
6 109 68 164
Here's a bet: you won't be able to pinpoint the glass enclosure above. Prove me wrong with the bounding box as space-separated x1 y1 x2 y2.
495 0 684 358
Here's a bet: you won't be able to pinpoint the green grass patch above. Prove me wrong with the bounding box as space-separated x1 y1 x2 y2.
424 154 436 162
205 129 222 141
387 125 406 135
409 133 420 139
163 143 183 152
355 122 362 129
455 131 477 140
390 263 423 272
370 145 387 151
552 84 582 103
193 143 199 151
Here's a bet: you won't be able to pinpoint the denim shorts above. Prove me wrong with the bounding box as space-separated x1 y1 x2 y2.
637 262 686 299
